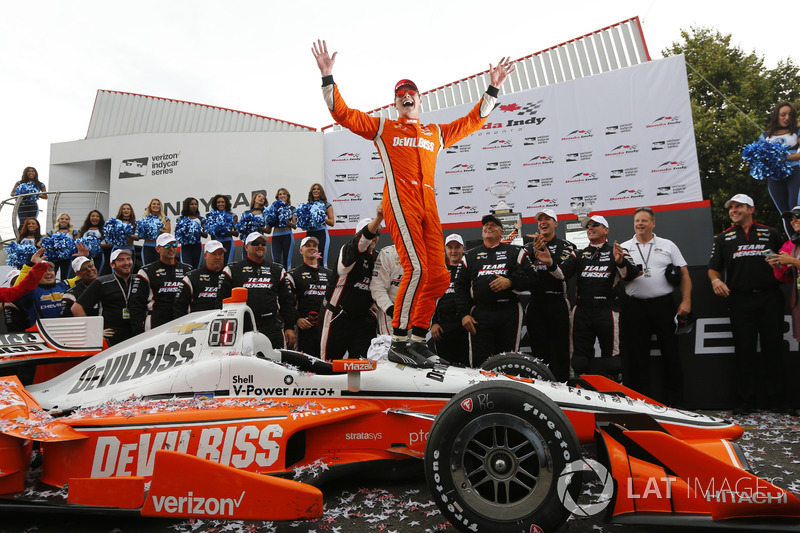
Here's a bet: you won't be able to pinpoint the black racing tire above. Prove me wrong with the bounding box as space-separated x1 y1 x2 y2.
480 352 556 381
425 381 581 533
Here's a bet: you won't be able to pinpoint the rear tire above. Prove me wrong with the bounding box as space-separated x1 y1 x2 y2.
425 381 581 533
480 352 556 381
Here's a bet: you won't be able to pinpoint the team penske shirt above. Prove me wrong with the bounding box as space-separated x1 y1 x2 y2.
172 267 224 317
432 261 463 328
220 258 298 329
324 228 378 316
61 280 99 317
455 243 535 318
130 260 193 334
524 237 575 297
76 273 133 342
708 222 783 291
560 241 639 305
288 262 331 318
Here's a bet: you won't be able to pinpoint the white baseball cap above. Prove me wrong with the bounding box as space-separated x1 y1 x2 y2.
724 193 754 208
534 209 558 222
300 236 319 247
356 218 372 234
245 232 267 245
110 248 133 262
581 214 609 229
156 233 177 247
71 256 92 273
204 240 224 253
444 234 464 246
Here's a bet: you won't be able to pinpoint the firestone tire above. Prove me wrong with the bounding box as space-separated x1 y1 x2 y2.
480 352 556 382
425 381 581 533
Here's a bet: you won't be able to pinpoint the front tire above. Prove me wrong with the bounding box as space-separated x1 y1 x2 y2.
480 352 556 381
425 381 581 533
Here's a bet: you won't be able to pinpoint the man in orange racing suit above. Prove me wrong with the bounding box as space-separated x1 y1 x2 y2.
312 39 515 367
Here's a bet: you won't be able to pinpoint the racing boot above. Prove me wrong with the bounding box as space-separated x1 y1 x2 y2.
388 340 434 368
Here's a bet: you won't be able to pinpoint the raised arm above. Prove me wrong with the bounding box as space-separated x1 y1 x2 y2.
312 39 337 77
489 57 516 89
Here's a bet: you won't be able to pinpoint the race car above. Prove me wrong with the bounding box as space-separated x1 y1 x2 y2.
1 288 798 531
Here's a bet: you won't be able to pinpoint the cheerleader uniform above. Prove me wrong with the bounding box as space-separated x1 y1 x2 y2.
305 201 332 266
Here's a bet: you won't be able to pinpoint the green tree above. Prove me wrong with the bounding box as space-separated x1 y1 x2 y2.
665 27 800 233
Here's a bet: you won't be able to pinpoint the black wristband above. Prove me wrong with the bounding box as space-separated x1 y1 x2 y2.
322 75 334 86
486 85 500 98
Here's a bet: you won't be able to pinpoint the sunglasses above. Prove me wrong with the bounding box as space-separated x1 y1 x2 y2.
586 222 603 228
249 241 267 246
161 242 178 249
395 88 417 98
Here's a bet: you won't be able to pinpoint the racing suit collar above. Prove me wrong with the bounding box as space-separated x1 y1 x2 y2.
397 117 419 124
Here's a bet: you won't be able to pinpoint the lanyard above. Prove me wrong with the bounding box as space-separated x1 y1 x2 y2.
114 275 132 306
635 240 654 270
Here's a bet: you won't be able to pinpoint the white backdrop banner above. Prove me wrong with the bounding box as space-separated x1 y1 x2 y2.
323 54 701 232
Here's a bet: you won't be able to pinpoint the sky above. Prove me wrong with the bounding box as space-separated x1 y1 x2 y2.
1 0 793 198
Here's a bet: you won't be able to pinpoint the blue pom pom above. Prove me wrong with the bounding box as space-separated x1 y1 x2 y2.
235 212 265 236
135 215 164 240
742 140 793 181
5 242 38 269
14 182 41 202
103 218 134 248
76 235 102 258
41 232 78 261
204 210 234 239
175 216 202 244
265 200 295 228
296 201 327 230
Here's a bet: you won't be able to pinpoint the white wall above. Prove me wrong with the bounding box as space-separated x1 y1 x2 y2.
50 131 323 221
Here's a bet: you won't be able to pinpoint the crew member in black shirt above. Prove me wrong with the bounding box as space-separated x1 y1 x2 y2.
61 256 99 317
72 248 135 345
708 193 786 414
219 232 298 350
524 209 574 381
320 206 382 361
455 214 535 367
173 240 226 317
288 236 330 357
559 214 639 379
430 233 469 365
129 233 192 334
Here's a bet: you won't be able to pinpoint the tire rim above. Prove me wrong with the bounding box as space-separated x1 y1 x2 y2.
449 413 554 520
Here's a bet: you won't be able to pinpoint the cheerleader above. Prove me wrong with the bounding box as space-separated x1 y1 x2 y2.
209 194 238 265
305 183 334 265
243 192 268 226
78 210 107 273
47 213 79 280
17 218 42 247
268 188 297 268
176 197 205 268
141 198 171 265
10 166 47 229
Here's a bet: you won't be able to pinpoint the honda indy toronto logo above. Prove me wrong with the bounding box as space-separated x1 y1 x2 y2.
526 197 558 210
482 99 547 128
651 160 688 173
609 188 645 201
444 164 476 174
447 205 480 217
604 144 639 157
482 139 514 150
331 152 361 162
561 128 594 141
646 115 682 128
332 193 362 203
522 155 554 167
565 172 598 184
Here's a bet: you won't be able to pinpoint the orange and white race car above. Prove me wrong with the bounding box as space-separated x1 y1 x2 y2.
1 289 798 532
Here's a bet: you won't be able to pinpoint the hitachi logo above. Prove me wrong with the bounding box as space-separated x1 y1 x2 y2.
151 490 245 516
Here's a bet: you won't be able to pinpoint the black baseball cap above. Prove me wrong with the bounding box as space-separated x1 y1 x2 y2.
481 214 503 228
